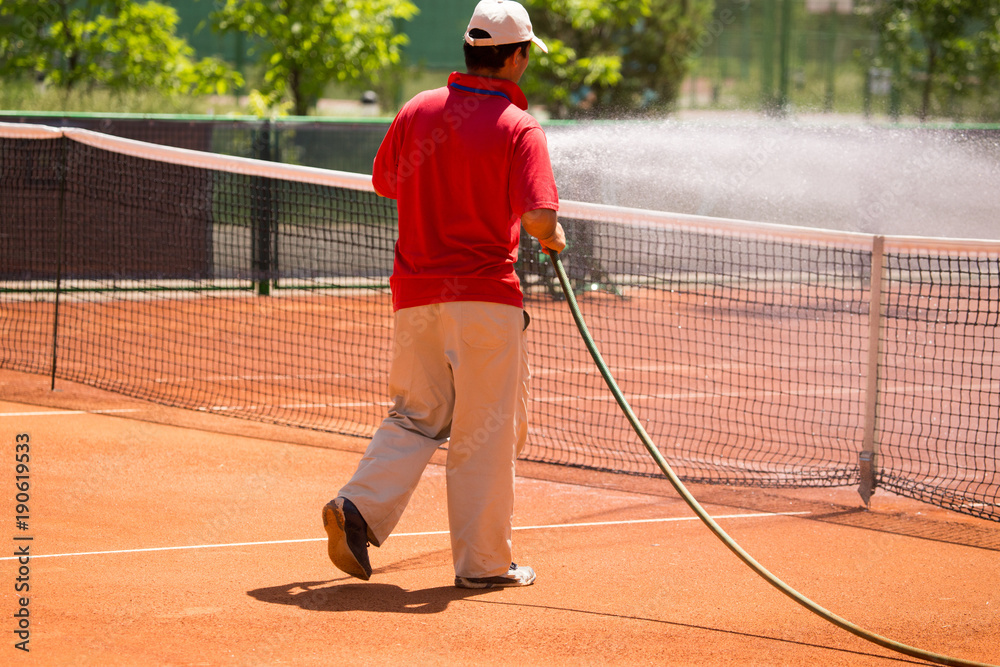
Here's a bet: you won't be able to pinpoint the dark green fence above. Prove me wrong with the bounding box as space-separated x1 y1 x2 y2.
0 113 390 175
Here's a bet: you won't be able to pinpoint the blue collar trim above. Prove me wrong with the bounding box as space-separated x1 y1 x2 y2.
448 82 511 102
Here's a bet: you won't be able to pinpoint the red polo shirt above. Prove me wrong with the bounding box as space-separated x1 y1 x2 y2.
372 72 559 311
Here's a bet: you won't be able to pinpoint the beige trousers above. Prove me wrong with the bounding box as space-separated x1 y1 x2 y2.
338 301 529 579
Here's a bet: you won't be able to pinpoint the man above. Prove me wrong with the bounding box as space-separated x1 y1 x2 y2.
323 0 565 589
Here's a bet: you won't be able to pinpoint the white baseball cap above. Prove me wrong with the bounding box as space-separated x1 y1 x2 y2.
464 0 548 53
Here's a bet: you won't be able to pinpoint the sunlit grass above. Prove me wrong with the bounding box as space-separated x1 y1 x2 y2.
0 78 243 115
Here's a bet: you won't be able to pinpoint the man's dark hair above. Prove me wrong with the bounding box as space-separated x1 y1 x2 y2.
464 29 530 72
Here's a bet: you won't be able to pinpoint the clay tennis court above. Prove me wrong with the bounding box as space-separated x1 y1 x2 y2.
1 365 998 666
6 276 996 496
2 123 998 665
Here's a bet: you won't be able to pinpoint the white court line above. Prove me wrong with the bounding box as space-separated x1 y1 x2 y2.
198 401 392 412
0 408 143 418
7 374 991 419
142 379 999 414
0 511 808 561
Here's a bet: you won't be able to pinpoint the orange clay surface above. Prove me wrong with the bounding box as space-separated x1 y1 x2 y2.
1 367 998 667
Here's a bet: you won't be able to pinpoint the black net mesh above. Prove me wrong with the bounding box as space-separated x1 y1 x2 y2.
1 126 997 521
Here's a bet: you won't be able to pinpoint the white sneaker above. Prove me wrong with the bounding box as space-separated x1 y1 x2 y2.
454 563 536 589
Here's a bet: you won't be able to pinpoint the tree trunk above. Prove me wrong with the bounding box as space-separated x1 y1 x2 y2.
290 68 307 116
921 44 936 122
58 0 78 91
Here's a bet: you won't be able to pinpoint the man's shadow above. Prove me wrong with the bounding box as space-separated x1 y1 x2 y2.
248 580 497 614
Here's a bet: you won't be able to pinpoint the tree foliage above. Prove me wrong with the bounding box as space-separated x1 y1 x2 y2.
864 0 1000 120
521 0 714 118
211 0 418 116
0 0 242 97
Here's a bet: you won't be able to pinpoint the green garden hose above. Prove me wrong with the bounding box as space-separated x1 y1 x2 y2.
548 250 995 667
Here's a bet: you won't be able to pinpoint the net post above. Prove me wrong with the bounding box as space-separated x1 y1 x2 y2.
49 136 69 391
858 234 885 507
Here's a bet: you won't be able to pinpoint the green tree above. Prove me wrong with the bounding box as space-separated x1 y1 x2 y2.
865 0 1000 120
0 0 242 98
521 0 714 118
211 0 418 116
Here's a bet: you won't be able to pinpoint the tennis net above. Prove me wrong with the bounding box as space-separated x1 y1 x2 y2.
2 122 997 521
